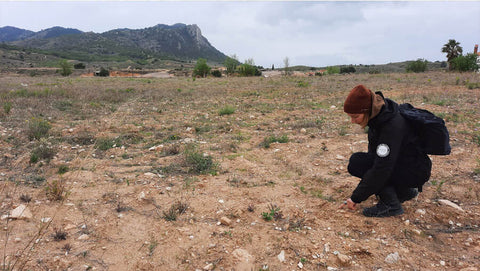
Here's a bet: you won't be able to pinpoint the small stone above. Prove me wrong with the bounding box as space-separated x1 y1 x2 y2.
138 191 146 200
203 263 214 270
300 128 307 134
10 204 33 220
298 262 303 269
440 260 446 266
277 250 286 262
415 209 426 215
336 253 351 265
385 252 400 264
336 155 345 160
438 199 465 212
220 216 232 226
78 234 89 240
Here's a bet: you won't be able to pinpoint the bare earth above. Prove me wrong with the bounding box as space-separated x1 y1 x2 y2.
0 72 479 270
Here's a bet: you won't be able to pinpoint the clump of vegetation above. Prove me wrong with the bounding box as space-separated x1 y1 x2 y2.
340 66 356 74
260 135 289 148
57 164 69 174
163 201 189 221
326 66 340 74
184 145 217 174
19 194 32 203
193 58 211 78
95 137 120 151
45 179 68 201
262 203 283 221
27 117 52 141
58 59 73 76
52 228 68 241
30 138 57 163
3 101 12 115
219 105 236 116
406 59 428 73
211 70 222 77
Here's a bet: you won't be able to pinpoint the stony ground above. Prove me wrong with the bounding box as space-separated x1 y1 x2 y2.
0 71 479 271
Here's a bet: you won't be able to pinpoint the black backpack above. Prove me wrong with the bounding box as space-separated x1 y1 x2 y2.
399 103 451 155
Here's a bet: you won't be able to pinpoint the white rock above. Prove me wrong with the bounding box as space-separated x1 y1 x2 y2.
78 234 89 240
438 199 465 212
232 248 253 263
298 262 303 269
415 209 426 215
336 155 346 160
203 263 214 270
138 191 146 200
10 204 33 220
385 252 400 264
277 250 286 262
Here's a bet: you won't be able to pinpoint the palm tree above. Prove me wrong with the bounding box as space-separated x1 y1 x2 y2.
442 39 463 70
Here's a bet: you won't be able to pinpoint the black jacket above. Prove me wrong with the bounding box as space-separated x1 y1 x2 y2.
350 94 431 203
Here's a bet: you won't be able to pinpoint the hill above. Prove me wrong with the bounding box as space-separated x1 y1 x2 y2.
0 24 227 65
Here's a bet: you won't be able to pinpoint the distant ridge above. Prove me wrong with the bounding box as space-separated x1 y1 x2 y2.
0 24 227 63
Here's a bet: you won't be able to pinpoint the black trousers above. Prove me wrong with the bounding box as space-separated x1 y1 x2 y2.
348 152 430 195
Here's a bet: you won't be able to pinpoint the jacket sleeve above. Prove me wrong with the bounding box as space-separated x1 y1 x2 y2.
350 116 405 203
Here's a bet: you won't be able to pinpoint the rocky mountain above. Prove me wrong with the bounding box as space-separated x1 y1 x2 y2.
0 26 35 42
0 24 227 63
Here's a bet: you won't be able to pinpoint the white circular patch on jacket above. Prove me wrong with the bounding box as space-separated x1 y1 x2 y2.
376 144 390 157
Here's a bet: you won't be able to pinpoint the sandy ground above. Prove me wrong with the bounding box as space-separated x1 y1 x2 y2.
0 72 479 270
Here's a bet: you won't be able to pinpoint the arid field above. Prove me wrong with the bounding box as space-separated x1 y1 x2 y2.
0 71 479 270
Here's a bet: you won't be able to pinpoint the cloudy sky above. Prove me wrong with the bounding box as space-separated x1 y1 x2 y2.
1 1 479 68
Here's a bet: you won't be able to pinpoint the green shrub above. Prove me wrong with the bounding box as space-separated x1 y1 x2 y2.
219 105 236 116
260 135 289 148
95 137 120 151
3 102 12 115
184 145 217 174
27 117 52 141
30 139 57 163
58 60 73 76
211 70 222 77
406 59 428 73
326 66 340 74
97 67 110 77
74 63 86 69
451 54 479 72
340 66 356 74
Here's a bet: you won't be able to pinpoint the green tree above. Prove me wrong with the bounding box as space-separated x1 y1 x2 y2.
224 54 239 75
238 58 261 77
451 53 479 72
193 58 211 78
442 39 463 70
58 60 73 76
406 59 428 73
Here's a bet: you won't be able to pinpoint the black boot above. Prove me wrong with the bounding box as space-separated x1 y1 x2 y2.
363 186 404 217
397 188 418 203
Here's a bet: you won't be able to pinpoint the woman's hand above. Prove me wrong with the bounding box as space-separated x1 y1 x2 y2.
339 198 357 210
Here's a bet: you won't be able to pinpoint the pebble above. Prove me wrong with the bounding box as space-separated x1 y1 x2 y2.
220 216 232 226
415 209 426 215
203 263 213 270
385 252 400 264
438 199 465 212
78 234 89 240
277 250 286 262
